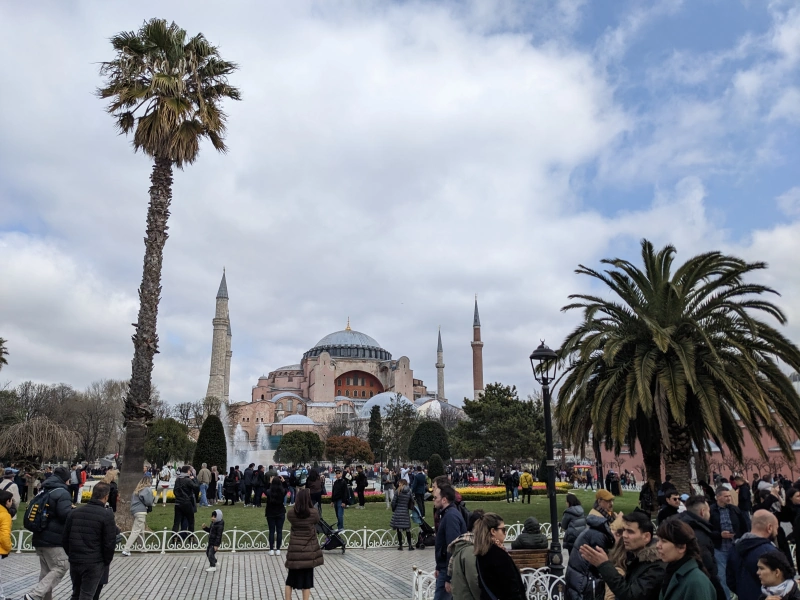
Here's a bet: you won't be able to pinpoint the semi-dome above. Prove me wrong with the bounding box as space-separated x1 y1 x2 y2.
272 392 304 402
304 326 392 361
279 415 315 425
359 392 414 418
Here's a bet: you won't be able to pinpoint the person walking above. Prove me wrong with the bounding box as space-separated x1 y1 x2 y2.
211 466 221 504
68 465 80 505
586 470 595 491
727 510 781 600
0 489 13 598
710 486 748 600
157 465 171 507
472 512 526 600
0 469 20 519
172 465 199 541
330 467 347 533
355 465 368 510
100 469 119 513
562 493 588 555
390 479 415 551
252 465 265 508
519 468 534 504
266 476 287 556
412 466 428 517
22 466 73 600
656 518 716 600
61 482 117 600
433 484 466 600
197 463 212 507
382 468 396 510
755 551 800 600
284 489 323 600
447 509 485 600
122 475 154 556
201 510 224 573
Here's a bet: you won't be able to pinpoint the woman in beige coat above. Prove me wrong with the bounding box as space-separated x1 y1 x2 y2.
285 488 324 600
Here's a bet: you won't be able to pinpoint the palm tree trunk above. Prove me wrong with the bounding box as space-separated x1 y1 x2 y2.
663 418 693 493
120 156 173 502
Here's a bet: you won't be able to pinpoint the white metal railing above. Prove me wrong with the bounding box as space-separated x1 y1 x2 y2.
411 566 566 600
10 521 564 554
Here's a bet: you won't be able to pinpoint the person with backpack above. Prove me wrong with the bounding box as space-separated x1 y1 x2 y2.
122 475 154 556
21 465 73 600
201 510 224 573
512 469 521 502
172 465 199 541
0 469 20 519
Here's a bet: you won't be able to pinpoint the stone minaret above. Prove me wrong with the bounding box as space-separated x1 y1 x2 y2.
206 270 230 402
224 310 232 403
471 295 484 400
436 328 445 401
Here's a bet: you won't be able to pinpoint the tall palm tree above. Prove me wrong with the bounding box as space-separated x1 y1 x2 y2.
98 19 240 496
555 239 800 492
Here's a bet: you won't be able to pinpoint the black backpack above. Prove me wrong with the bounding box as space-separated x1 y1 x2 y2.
24 488 52 533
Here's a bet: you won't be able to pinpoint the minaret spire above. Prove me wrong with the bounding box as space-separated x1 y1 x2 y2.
345 317 351 331
207 270 231 402
471 295 484 400
436 327 445 402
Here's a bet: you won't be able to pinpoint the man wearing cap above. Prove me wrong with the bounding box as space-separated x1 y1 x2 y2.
22 465 73 600
330 468 347 532
0 468 20 519
657 489 681 525
566 490 616 600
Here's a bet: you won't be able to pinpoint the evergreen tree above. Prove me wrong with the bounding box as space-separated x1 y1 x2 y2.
368 405 383 453
428 453 445 480
409 420 450 462
275 430 324 464
192 414 227 473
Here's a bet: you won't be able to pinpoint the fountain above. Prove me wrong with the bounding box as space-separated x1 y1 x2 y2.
218 404 276 470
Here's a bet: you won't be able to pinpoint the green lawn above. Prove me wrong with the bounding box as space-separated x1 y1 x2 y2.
143 488 641 532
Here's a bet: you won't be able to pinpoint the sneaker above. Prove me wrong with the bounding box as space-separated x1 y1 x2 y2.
206 566 217 572
269 550 275 556
276 550 281 556
121 551 131 557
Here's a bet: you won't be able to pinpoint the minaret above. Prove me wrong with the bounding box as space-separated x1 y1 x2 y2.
224 310 232 403
206 270 230 401
471 295 484 400
436 328 445 402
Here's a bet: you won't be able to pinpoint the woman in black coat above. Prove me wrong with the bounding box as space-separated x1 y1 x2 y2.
474 512 526 600
266 476 287 554
223 467 239 506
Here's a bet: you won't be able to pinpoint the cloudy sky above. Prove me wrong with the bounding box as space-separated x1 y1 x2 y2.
1 1 799 408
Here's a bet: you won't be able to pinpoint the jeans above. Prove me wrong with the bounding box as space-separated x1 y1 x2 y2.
31 546 69 600
207 545 217 567
384 487 395 508
715 548 731 600
124 513 147 552
252 486 263 507
267 514 285 550
333 500 344 531
217 481 224 501
285 486 295 506
513 487 519 500
433 567 451 600
69 562 105 600
69 484 80 504
199 483 209 506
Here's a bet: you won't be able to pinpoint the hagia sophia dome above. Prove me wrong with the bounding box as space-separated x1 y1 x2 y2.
303 326 392 361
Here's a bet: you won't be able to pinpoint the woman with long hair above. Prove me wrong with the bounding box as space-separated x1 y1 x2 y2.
210 466 219 504
390 478 415 550
306 468 323 513
473 512 526 600
122 475 155 556
101 469 119 512
656 519 716 600
266 476 287 555
756 550 800 600
285 488 323 600
561 493 587 554
224 467 238 506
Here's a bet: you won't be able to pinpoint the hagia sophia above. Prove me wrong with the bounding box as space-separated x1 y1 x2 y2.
204 272 476 447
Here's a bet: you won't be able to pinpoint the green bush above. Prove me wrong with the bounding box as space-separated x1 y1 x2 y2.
409 421 450 462
193 414 227 473
428 454 445 480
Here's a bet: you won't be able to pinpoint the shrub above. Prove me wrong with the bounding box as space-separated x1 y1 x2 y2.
408 421 450 462
428 454 445 480
193 414 227 473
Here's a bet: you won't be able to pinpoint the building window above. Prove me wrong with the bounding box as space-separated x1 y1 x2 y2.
346 377 351 385
361 377 365 386
287 399 293 412
288 376 293 382
345 390 350 397
362 390 366 397
277 402 283 411
337 389 341 396
370 392 374 398
297 404 302 413
337 378 341 386
261 394 265 400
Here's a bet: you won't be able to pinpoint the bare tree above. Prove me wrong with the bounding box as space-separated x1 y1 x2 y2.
437 403 464 431
67 380 125 461
150 386 171 420
171 402 197 428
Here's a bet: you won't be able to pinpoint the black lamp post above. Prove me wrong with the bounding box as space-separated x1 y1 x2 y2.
157 436 166 469
530 341 564 578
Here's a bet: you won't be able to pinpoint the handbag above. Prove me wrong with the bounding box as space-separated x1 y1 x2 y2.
476 556 499 600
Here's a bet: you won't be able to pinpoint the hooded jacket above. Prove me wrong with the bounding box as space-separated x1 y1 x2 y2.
203 510 224 547
31 473 73 548
562 505 588 552
511 517 548 550
596 540 664 600
726 532 776 600
566 513 615 600
448 532 481 600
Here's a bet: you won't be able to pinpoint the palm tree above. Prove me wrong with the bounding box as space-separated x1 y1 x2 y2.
97 19 240 496
555 239 800 492
0 338 7 371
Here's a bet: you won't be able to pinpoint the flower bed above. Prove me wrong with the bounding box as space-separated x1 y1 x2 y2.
456 483 572 501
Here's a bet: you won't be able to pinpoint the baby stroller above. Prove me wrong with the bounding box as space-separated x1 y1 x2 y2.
412 505 436 549
317 516 346 553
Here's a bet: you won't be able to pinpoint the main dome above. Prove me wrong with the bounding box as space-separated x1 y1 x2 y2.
304 327 391 361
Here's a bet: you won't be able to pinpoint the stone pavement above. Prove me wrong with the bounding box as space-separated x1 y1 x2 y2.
1 546 429 600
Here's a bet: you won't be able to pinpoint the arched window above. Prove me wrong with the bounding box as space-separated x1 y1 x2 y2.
296 404 302 413
287 399 293 412
277 402 283 411
261 394 265 400
337 389 341 396
345 390 350 397
362 390 366 397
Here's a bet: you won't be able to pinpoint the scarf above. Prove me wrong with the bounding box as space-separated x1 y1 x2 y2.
593 502 613 522
761 580 795 598
662 555 692 591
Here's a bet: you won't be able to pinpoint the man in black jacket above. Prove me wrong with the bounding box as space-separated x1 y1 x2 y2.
354 466 368 509
243 463 254 507
679 496 726 600
62 482 116 600
709 487 748 600
23 466 73 600
172 465 199 540
331 467 347 532
657 489 681 525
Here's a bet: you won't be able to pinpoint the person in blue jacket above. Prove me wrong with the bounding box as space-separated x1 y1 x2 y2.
727 510 780 600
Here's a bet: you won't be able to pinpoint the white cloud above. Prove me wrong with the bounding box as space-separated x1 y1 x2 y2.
776 186 800 215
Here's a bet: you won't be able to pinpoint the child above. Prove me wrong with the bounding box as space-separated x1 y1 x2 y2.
0 489 13 598
202 509 224 573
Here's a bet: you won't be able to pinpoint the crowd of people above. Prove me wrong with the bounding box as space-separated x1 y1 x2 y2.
563 471 800 600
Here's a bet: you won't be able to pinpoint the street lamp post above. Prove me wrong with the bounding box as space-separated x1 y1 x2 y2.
157 436 166 469
530 341 564 578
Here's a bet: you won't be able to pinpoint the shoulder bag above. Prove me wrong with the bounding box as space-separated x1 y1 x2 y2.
476 555 499 600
